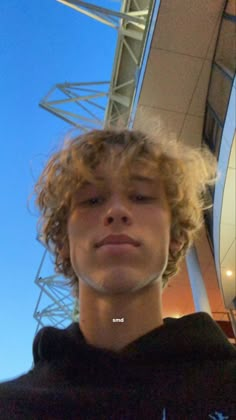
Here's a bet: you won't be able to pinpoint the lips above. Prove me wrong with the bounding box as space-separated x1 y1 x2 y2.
96 234 140 248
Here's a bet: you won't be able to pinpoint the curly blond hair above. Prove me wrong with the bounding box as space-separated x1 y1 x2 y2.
32 129 219 294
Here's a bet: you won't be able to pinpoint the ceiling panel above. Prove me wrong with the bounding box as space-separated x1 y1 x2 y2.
221 167 236 225
152 0 225 58
229 134 236 168
206 13 223 60
220 251 236 308
139 48 203 113
220 223 236 263
179 115 203 147
221 240 236 269
189 59 212 117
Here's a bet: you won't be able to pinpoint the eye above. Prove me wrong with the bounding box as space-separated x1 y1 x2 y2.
86 197 103 206
83 195 154 206
133 195 153 202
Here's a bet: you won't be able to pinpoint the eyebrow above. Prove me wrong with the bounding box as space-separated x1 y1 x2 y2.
81 175 155 186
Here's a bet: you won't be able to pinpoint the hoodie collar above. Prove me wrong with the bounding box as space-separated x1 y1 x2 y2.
33 312 236 364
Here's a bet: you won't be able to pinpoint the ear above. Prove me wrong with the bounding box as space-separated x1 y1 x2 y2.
169 237 184 256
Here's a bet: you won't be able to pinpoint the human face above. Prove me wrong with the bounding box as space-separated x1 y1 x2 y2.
67 158 172 296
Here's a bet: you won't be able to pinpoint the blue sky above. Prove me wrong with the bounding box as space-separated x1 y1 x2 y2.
0 0 117 381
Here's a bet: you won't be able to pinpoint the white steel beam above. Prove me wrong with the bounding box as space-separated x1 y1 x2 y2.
39 82 110 131
120 27 143 41
56 0 147 28
104 0 155 127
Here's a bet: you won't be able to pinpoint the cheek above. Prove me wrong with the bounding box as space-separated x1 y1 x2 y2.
67 211 94 266
68 210 89 238
150 214 171 250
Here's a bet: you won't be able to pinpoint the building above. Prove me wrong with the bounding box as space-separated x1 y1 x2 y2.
34 0 236 343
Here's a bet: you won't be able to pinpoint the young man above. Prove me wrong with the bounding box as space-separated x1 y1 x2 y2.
0 129 235 419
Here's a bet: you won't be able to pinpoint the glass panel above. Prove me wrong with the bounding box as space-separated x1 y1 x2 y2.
204 208 214 249
208 67 232 123
215 125 222 159
205 109 214 139
204 108 222 158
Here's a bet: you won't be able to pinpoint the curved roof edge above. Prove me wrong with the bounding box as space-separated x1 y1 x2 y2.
213 75 236 309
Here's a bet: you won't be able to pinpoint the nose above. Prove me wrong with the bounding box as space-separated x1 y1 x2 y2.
104 194 132 226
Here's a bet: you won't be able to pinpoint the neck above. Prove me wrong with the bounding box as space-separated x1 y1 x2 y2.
78 281 163 352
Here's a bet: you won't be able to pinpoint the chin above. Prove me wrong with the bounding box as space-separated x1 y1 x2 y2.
97 273 155 295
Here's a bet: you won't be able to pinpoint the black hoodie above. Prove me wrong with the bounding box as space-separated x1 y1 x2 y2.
0 312 235 419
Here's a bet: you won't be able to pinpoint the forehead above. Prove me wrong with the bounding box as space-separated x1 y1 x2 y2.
81 162 162 189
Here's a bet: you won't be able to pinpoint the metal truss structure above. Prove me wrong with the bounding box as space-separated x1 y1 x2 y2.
33 236 80 334
40 81 110 132
39 0 155 131
34 272 78 334
57 0 148 32
34 0 156 333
